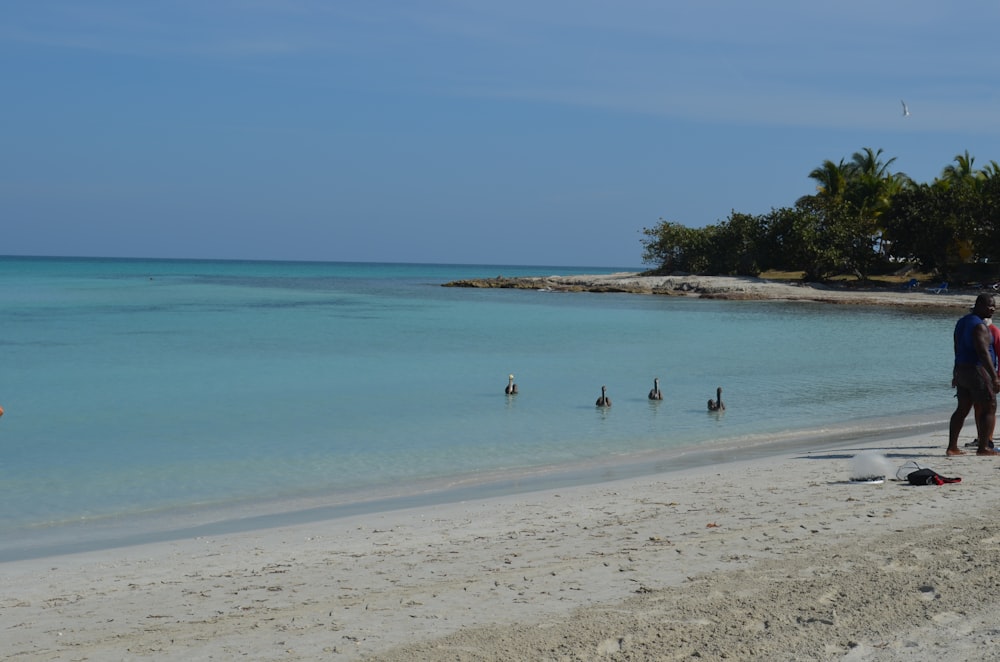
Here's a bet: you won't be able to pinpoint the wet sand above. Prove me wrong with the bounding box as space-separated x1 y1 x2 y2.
5 430 1000 661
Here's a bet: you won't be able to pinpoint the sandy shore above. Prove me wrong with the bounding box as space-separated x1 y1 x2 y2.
445 272 977 309
5 428 1000 661
4 277 994 661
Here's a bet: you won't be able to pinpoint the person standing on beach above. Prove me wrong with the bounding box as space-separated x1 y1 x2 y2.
966 318 1000 450
986 319 1000 448
949 293 1000 456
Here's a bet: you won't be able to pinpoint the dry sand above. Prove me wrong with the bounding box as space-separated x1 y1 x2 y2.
4 280 999 661
5 433 1000 661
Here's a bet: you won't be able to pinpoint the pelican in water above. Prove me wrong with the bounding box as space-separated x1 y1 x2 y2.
707 387 725 411
648 377 663 400
596 385 611 407
505 374 518 395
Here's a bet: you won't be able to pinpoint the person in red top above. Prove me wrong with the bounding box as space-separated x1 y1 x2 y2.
968 318 1000 450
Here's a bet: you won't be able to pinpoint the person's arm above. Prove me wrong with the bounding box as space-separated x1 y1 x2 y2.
974 324 1000 386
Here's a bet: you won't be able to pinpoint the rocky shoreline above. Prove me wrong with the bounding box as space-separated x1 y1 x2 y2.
444 272 975 308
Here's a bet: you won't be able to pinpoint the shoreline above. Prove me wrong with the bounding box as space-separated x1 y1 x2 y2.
4 428 999 660
3 271 989 660
0 407 950 564
444 272 977 308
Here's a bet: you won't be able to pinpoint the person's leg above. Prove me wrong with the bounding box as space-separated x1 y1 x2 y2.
950 395 974 455
968 402 984 446
989 404 997 449
966 402 997 447
977 399 1000 455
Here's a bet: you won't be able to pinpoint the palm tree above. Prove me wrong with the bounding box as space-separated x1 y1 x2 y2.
981 160 1000 182
939 150 983 191
801 148 908 216
847 148 907 215
798 159 850 206
851 147 897 181
798 148 911 278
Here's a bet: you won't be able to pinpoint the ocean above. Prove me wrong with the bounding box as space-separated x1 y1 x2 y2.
0 256 958 560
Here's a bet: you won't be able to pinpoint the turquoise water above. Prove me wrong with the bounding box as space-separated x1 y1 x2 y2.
0 257 957 559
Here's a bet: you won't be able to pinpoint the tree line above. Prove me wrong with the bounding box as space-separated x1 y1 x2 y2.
640 148 1000 282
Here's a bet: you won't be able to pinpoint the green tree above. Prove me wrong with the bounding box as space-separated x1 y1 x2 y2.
848 148 911 222
757 206 804 272
939 150 979 190
792 148 906 280
642 146 1000 281
640 220 714 273
979 174 1000 262
881 183 976 275
705 211 768 276
981 160 1000 182
789 198 863 281
918 151 998 276
799 159 850 206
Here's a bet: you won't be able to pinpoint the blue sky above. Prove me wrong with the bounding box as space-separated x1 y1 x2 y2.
4 1 1000 268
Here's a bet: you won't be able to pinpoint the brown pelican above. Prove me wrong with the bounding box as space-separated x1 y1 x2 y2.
707 387 725 411
505 374 518 395
596 385 611 407
648 377 663 400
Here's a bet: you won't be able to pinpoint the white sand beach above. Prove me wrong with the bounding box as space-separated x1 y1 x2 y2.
5 428 1000 661
4 281 997 661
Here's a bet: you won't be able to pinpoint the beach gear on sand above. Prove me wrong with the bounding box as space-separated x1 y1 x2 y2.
906 468 961 485
848 450 890 483
895 461 961 485
964 439 996 449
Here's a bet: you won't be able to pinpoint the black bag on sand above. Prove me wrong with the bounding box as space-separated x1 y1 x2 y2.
907 468 961 486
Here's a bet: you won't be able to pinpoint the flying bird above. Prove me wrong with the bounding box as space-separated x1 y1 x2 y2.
901 100 910 117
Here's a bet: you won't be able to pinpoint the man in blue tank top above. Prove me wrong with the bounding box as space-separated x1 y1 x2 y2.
949 293 1000 455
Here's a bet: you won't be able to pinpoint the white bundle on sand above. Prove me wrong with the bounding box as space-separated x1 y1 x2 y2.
849 450 893 483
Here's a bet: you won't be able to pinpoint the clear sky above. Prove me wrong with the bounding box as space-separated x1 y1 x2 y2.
4 2 1000 268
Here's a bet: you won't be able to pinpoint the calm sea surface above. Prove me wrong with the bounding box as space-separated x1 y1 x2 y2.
0 257 958 559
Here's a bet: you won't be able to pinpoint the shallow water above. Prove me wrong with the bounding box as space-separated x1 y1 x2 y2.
0 257 959 559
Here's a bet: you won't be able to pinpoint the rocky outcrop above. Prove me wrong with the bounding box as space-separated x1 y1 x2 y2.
443 273 974 308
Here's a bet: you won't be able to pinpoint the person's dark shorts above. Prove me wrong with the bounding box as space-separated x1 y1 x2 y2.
954 364 997 405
